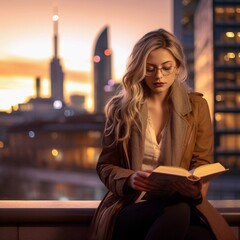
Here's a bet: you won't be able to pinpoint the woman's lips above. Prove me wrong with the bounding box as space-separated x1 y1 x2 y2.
153 82 166 87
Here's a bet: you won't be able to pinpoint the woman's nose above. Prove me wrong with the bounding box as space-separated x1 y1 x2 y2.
155 68 164 78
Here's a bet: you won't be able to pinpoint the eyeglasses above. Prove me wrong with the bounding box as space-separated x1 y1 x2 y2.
145 65 176 77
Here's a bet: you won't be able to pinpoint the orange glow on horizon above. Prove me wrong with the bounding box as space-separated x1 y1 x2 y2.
0 76 35 112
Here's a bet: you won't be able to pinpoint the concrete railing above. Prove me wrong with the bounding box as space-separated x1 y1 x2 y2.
0 200 239 240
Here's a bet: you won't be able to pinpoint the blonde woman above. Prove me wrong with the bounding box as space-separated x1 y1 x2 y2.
89 29 236 240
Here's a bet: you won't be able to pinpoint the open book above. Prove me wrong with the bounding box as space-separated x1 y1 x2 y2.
141 162 228 200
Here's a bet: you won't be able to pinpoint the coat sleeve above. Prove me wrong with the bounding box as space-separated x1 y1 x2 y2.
190 96 213 169
96 126 135 198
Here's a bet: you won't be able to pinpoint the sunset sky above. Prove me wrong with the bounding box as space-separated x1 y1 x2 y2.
0 0 172 112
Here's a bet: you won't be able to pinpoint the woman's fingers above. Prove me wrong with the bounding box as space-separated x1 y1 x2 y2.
129 171 158 191
171 181 202 198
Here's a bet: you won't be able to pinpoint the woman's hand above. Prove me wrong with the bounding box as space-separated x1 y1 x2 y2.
127 170 159 192
170 181 202 199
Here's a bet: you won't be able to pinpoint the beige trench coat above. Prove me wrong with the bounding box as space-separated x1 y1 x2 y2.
89 81 236 240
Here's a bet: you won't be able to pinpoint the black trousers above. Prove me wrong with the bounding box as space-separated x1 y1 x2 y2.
112 199 216 240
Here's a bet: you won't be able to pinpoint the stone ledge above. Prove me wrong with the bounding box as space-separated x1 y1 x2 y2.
0 200 239 226
0 200 100 224
0 200 239 240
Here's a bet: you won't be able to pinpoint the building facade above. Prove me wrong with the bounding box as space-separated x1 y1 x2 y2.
173 0 198 89
195 0 240 174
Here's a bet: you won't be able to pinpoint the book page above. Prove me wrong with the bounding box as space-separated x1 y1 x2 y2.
192 162 227 178
142 162 227 200
153 165 190 177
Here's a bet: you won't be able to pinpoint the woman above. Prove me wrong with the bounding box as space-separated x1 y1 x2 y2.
89 29 236 240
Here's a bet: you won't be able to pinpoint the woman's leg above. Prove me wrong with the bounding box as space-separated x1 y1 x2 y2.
185 211 216 240
112 200 164 240
112 200 191 240
144 202 191 240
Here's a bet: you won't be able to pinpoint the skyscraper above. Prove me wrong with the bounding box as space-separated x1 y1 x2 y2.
93 27 112 113
173 0 198 89
173 0 240 199
194 0 240 174
50 9 64 104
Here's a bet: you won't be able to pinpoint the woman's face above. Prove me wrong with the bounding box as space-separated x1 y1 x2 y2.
144 48 178 95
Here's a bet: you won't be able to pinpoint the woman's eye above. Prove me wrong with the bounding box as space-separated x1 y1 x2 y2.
162 66 172 71
146 67 155 72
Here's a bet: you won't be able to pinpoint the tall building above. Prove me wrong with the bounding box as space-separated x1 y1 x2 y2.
50 9 64 104
9 10 67 121
173 0 198 89
93 27 112 113
194 0 240 174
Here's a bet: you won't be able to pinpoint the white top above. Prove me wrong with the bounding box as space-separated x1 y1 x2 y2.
142 115 164 171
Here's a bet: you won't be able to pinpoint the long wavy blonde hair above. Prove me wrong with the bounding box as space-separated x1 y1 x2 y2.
104 29 188 145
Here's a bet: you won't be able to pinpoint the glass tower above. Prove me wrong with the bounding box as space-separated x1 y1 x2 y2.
93 27 112 113
175 0 240 198
173 0 198 89
213 0 240 173
195 0 240 174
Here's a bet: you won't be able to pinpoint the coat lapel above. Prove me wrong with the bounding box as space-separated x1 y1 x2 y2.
160 81 192 166
126 102 148 170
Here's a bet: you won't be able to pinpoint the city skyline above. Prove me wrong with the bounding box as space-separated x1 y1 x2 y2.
0 0 172 112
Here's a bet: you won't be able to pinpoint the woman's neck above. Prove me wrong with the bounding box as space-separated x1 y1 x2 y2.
148 90 170 107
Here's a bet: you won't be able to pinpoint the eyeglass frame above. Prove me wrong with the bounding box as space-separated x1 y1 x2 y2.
145 65 177 77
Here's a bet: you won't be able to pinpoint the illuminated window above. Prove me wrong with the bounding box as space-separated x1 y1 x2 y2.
226 52 235 59
225 7 235 22
236 7 240 22
216 94 222 102
226 31 235 38
226 72 235 85
218 134 239 151
215 113 224 129
218 51 238 65
20 103 33 111
215 91 239 109
84 147 101 167
226 92 237 108
215 6 240 23
215 93 225 109
217 156 238 169
215 7 224 22
225 114 236 129
215 7 224 14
